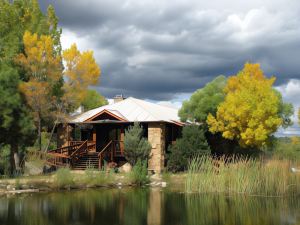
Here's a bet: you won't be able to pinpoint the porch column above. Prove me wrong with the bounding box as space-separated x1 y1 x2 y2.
120 127 125 154
92 127 97 152
92 128 97 142
148 123 166 173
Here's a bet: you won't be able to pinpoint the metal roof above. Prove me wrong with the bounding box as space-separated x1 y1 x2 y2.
71 97 181 124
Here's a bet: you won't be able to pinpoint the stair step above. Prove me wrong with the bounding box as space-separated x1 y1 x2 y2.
71 151 123 170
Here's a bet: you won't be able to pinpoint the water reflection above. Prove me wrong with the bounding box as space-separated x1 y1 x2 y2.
0 188 299 225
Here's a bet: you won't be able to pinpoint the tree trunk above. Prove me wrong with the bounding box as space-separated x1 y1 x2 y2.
38 114 42 151
45 119 57 152
10 142 19 176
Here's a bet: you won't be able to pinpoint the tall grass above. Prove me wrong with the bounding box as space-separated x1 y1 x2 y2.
82 168 112 186
186 155 300 196
54 168 74 189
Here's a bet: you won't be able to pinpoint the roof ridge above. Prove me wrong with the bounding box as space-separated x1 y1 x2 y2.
107 109 127 120
129 98 158 120
130 97 178 110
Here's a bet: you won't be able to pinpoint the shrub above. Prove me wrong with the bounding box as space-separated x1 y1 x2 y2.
167 125 210 172
124 122 151 166
0 145 10 176
271 137 300 161
130 160 149 186
54 168 73 189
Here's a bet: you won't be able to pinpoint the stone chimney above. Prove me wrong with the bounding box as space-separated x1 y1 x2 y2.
113 94 125 103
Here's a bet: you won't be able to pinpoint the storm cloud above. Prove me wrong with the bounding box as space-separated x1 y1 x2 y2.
40 0 300 103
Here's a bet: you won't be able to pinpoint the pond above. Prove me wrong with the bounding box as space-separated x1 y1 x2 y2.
0 188 299 225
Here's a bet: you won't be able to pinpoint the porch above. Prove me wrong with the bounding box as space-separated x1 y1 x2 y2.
46 139 125 170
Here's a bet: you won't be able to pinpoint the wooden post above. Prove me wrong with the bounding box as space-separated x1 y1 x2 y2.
120 127 125 154
99 155 102 169
92 127 97 152
111 144 114 161
92 128 96 142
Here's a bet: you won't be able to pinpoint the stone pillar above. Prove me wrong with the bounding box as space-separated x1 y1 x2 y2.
57 123 73 147
148 123 166 173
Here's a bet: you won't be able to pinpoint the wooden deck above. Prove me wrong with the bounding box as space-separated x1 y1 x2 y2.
45 140 124 170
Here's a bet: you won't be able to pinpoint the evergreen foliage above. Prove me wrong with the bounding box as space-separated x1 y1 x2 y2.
167 125 210 172
130 160 149 185
0 63 36 174
124 122 151 166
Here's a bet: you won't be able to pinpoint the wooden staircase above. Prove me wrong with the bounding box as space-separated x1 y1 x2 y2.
72 152 99 170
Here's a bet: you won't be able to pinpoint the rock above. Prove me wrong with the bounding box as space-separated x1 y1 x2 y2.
6 189 39 194
118 163 132 173
117 182 122 186
150 182 161 187
6 185 14 191
24 161 43 175
21 184 30 190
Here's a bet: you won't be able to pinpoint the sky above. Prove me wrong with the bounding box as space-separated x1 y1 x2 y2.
40 0 300 136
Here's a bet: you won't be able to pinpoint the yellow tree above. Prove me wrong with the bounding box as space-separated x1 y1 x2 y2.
16 31 62 150
62 43 101 110
207 63 282 148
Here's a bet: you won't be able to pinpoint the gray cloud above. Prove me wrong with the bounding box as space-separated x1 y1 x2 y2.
40 0 300 101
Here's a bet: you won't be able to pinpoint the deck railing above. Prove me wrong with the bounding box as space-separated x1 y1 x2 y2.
27 150 71 168
44 139 123 169
48 143 81 156
97 140 124 169
98 140 113 169
46 153 71 167
70 140 88 166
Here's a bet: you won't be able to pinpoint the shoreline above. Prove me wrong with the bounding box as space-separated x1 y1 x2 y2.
0 171 186 196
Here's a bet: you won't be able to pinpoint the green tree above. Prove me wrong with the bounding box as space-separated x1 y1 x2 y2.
274 89 294 128
124 122 151 166
179 76 226 123
0 0 61 172
82 89 108 111
167 125 210 172
0 63 36 174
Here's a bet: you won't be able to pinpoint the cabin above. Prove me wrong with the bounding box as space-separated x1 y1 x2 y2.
47 96 183 173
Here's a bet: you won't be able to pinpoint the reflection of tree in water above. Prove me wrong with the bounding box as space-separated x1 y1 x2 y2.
0 188 150 225
0 189 299 225
185 194 300 225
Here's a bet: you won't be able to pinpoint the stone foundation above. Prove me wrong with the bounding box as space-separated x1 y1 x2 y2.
148 123 166 173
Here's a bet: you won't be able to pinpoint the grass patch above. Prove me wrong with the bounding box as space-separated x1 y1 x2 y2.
186 155 300 196
81 168 113 187
54 168 73 189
